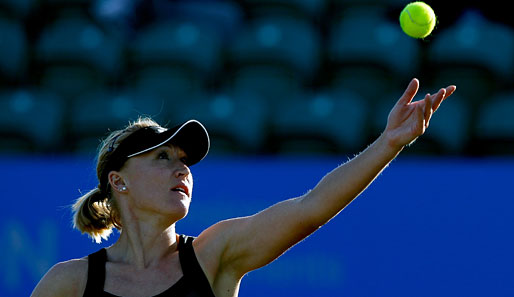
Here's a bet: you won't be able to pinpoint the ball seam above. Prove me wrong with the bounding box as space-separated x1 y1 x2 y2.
405 8 434 26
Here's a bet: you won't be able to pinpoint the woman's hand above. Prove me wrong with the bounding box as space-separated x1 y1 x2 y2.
384 78 456 150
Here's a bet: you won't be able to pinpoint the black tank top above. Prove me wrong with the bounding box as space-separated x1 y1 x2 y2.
82 235 216 297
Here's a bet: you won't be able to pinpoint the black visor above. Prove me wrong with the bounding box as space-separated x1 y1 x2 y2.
122 119 210 164
101 120 209 190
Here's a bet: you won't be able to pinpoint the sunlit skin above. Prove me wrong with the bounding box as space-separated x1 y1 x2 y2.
106 145 193 265
31 78 457 297
113 145 193 225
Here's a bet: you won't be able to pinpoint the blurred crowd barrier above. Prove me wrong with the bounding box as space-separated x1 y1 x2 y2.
3 156 514 297
1 0 513 156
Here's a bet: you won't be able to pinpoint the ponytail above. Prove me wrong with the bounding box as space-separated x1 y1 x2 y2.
72 187 121 243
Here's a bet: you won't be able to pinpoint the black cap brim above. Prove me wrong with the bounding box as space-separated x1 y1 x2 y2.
125 119 210 166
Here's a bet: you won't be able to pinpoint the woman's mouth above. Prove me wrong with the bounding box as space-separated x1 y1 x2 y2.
171 184 189 196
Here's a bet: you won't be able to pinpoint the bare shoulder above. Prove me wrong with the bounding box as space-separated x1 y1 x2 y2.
194 218 243 273
31 257 89 297
193 219 248 296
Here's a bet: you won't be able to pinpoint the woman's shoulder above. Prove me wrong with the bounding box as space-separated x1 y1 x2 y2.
31 257 89 297
51 257 89 280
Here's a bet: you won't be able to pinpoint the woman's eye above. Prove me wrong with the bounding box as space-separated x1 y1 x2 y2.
180 157 188 164
158 152 169 160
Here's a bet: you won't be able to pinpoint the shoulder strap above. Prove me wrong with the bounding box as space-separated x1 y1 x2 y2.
178 235 198 277
83 248 107 296
177 235 216 297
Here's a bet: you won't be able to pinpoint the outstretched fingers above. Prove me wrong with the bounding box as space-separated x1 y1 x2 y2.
398 78 419 106
432 85 456 111
433 87 446 108
424 88 446 127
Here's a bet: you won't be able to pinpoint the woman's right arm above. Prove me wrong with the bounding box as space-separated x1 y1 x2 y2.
30 259 88 297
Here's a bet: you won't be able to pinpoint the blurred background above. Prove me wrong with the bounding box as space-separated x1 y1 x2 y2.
1 0 513 296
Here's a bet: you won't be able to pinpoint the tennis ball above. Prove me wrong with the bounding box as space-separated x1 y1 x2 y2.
399 2 436 39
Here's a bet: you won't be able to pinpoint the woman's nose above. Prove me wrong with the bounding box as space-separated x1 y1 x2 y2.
174 162 190 178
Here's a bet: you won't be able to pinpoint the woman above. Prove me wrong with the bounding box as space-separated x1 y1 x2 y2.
31 78 455 297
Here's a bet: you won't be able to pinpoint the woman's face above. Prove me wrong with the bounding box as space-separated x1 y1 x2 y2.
118 144 193 221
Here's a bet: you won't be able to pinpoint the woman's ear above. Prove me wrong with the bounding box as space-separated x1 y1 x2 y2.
108 171 128 193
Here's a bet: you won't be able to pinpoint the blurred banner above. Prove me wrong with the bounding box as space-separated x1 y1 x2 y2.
1 155 513 297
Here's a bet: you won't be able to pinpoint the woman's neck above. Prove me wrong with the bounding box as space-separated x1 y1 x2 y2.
107 211 179 270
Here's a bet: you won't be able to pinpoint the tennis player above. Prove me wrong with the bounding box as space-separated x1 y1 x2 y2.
31 78 455 297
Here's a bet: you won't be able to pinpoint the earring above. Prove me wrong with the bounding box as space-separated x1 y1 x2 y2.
120 186 127 191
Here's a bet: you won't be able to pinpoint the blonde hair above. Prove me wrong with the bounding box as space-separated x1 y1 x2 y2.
72 117 161 243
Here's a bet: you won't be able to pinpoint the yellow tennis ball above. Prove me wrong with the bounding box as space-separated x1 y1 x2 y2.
399 2 436 39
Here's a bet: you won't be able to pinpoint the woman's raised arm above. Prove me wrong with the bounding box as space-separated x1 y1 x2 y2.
198 78 456 281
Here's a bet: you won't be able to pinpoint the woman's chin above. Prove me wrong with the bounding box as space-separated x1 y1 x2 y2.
162 200 190 220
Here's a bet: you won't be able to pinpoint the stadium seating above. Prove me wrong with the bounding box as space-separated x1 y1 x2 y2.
148 0 244 40
0 0 36 19
332 0 406 8
226 15 320 109
269 89 368 154
327 7 420 106
129 19 224 102
0 88 64 152
228 15 321 79
428 11 514 116
129 66 206 105
165 90 269 154
424 94 472 155
130 19 223 76
34 14 123 100
0 17 28 83
241 0 328 19
430 11 514 79
228 66 304 109
67 88 168 153
0 0 512 157
474 92 514 155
